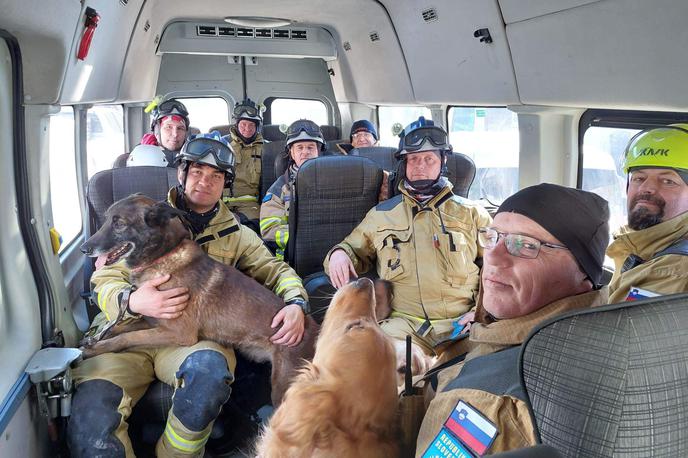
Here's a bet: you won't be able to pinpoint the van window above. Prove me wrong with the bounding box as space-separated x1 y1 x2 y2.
49 107 81 251
269 98 328 127
179 97 229 133
581 126 638 242
377 106 431 147
86 105 125 177
448 107 519 204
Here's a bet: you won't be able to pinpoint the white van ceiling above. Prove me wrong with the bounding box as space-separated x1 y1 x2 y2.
2 0 687 111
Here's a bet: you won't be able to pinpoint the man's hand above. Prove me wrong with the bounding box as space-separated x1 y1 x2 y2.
328 249 358 289
270 304 305 347
128 274 189 319
457 311 475 334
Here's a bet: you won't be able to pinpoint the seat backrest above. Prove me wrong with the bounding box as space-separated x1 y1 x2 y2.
188 126 201 136
521 295 688 458
444 152 476 198
287 156 382 277
208 124 231 136
325 138 346 153
260 140 286 198
319 125 341 141
263 124 286 142
350 146 399 171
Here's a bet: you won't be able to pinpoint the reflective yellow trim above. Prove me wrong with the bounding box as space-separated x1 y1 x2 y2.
224 195 258 203
275 230 289 249
259 216 281 232
275 277 303 295
163 421 211 453
96 282 128 320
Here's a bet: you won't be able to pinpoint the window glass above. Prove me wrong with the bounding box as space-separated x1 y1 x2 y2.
86 105 125 177
448 107 519 204
377 106 431 147
49 107 81 251
581 126 640 259
270 98 328 127
179 97 229 133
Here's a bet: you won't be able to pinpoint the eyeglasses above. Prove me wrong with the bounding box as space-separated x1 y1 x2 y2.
181 137 235 170
402 126 449 151
156 99 189 118
478 227 568 259
352 131 374 139
287 120 321 138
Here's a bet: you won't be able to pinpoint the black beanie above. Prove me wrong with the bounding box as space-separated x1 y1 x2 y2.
496 183 610 286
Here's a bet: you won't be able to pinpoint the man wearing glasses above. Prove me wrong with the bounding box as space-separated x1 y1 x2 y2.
325 117 492 377
70 132 308 458
336 119 379 154
607 124 688 303
224 98 265 228
416 183 609 456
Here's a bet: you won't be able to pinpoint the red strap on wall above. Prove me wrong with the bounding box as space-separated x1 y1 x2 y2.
77 7 100 61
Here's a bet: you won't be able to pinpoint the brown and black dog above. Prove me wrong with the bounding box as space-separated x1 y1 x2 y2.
255 277 399 458
80 194 318 405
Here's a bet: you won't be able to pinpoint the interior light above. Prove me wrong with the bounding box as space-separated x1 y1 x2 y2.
224 17 293 28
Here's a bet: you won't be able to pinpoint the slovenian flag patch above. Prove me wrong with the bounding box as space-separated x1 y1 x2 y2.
443 400 498 456
625 286 661 301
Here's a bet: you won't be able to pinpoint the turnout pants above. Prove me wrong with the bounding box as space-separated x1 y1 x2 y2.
70 340 236 458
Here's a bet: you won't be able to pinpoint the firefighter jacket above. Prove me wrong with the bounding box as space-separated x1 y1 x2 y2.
415 288 608 456
259 171 291 259
607 211 688 303
324 183 492 322
336 142 354 155
223 127 264 220
88 187 306 332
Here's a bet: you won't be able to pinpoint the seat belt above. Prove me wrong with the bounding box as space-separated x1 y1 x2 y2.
621 238 688 273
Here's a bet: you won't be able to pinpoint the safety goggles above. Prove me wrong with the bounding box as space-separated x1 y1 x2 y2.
287 120 321 138
478 227 568 259
157 99 189 118
233 104 259 117
182 138 234 169
402 126 449 151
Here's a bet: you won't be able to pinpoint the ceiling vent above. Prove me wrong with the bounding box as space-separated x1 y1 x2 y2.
343 41 351 51
119 0 128 5
290 29 307 40
421 7 438 23
197 25 218 37
143 20 150 32
369 31 380 42
273 29 290 39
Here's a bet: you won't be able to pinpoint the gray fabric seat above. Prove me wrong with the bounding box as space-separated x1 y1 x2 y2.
262 124 286 142
319 124 340 141
350 146 399 171
520 294 688 458
209 124 231 136
260 140 286 198
286 155 382 278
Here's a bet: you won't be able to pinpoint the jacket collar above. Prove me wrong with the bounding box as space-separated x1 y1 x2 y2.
167 187 239 239
399 180 454 211
607 211 688 261
470 289 608 347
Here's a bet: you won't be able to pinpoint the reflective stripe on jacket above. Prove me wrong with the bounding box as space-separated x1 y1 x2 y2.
607 212 688 303
324 183 492 321
259 173 291 259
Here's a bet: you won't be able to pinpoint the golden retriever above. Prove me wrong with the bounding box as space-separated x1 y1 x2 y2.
255 277 400 458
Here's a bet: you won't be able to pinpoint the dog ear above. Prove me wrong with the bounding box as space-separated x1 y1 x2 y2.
144 202 186 227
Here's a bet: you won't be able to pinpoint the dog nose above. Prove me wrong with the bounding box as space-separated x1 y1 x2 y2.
80 243 93 255
354 278 373 289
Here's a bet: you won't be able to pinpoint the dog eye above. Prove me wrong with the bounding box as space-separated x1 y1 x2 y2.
112 216 125 230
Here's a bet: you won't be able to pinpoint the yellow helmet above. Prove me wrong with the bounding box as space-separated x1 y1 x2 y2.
622 124 688 174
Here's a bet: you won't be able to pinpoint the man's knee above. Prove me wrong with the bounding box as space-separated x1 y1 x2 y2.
172 350 234 431
68 379 126 458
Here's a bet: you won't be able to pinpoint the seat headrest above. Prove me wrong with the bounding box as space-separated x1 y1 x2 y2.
319 125 341 141
188 126 201 136
208 125 231 137
263 124 286 142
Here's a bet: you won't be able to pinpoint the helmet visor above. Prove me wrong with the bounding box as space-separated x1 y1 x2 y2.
157 99 189 118
403 126 448 151
182 138 234 170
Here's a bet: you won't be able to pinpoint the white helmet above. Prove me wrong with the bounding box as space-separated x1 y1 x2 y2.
127 145 169 167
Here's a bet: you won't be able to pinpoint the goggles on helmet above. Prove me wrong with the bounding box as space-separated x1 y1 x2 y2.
402 126 449 151
622 125 688 174
287 120 322 139
156 99 189 118
179 136 235 171
233 104 259 118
